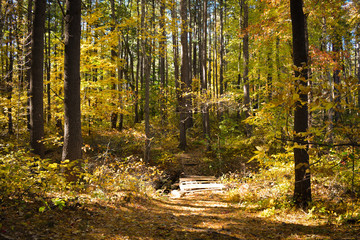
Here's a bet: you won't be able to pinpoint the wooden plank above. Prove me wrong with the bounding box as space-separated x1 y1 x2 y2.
180 183 225 191
181 175 217 179
178 175 225 193
180 176 217 182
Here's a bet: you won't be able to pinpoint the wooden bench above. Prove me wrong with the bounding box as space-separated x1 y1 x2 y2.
179 175 225 193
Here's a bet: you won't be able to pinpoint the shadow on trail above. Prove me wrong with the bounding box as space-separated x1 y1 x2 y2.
1 194 359 240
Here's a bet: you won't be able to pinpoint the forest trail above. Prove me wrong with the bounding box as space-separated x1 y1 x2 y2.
2 192 359 240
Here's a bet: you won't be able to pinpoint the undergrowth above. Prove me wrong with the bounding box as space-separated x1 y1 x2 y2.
221 154 360 225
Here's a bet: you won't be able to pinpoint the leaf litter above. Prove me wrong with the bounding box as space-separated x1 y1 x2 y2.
1 191 359 240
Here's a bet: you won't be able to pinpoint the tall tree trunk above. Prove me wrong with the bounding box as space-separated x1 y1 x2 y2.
358 37 360 108
25 0 33 130
275 37 281 82
179 0 189 150
110 0 118 129
214 0 218 99
30 0 46 157
267 47 273 101
185 0 193 130
118 40 124 131
290 0 311 208
219 0 224 96
46 1 51 123
62 0 83 165
236 0 242 119
332 35 342 123
7 18 14 136
171 0 180 107
160 0 166 122
242 0 251 134
134 0 141 123
142 0 151 162
201 0 211 150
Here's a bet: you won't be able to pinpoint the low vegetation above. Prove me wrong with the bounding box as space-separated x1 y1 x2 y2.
1 120 359 239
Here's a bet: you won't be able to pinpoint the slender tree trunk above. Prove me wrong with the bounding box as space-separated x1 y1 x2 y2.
192 1 198 79
7 19 14 136
276 37 281 82
219 0 224 95
185 0 193 130
25 0 33 130
290 0 311 208
208 6 212 98
358 40 360 108
62 0 83 164
171 0 180 107
236 0 242 118
142 0 151 162
46 3 51 123
30 0 46 157
160 0 166 122
201 0 211 150
0 0 3 39
188 0 192 80
179 0 189 150
134 0 141 123
110 0 118 129
332 35 342 123
242 0 251 135
267 47 273 101
214 1 218 99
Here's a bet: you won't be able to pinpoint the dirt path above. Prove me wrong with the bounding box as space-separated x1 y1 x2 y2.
1 192 359 239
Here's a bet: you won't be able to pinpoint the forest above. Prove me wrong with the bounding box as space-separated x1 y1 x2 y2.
1 0 360 239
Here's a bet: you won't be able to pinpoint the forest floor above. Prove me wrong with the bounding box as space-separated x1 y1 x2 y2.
1 191 359 240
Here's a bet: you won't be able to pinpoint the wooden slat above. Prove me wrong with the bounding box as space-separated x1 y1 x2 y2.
180 183 225 191
179 175 225 193
180 176 217 182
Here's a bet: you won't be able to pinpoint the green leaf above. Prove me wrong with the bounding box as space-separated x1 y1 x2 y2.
39 206 46 213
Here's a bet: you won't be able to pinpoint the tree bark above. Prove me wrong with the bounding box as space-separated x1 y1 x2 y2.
242 0 251 135
6 17 14 136
46 2 51 123
171 0 180 107
201 0 211 150
290 0 312 208
62 0 83 164
160 0 166 122
179 0 189 150
25 0 33 131
142 0 151 162
267 47 273 101
219 0 224 96
30 0 46 157
134 0 141 123
110 0 118 129
332 35 342 123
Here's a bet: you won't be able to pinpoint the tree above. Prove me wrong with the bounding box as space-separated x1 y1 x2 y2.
110 0 118 129
30 0 46 157
171 0 180 106
201 0 211 150
159 0 166 122
290 0 312 208
219 0 225 96
142 0 151 162
62 0 82 164
179 0 189 150
241 0 251 134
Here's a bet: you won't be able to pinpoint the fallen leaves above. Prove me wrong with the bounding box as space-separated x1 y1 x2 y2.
1 191 359 239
